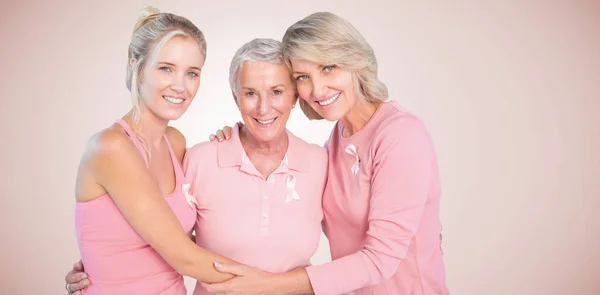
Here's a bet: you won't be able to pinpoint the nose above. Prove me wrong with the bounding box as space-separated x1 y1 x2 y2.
170 74 185 93
257 96 270 114
311 77 327 99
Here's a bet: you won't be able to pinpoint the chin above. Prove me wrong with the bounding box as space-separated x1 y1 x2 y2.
315 109 344 122
249 127 284 142
158 111 185 121
254 130 280 141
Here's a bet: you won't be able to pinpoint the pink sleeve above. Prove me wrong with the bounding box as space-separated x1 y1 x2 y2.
305 118 436 295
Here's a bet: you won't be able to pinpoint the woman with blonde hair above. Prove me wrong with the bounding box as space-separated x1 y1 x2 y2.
204 11 449 295
65 6 238 294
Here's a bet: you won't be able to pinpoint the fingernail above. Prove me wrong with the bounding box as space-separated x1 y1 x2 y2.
80 273 87 279
214 262 222 269
73 292 80 295
82 279 89 285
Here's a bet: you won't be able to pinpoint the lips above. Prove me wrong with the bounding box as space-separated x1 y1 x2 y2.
316 93 340 106
254 117 278 126
163 95 185 104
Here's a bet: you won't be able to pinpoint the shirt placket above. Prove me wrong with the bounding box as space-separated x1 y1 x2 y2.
259 157 289 236
259 174 274 236
241 151 289 236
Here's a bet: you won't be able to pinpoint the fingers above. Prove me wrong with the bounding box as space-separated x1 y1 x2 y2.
223 126 232 139
212 130 224 141
66 270 88 284
66 276 90 293
214 262 246 276
217 130 227 141
66 270 87 284
66 266 89 294
73 260 84 272
201 281 229 293
209 130 227 142
66 260 88 294
209 125 235 142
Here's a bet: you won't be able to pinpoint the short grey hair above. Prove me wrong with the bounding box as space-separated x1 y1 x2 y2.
228 38 289 94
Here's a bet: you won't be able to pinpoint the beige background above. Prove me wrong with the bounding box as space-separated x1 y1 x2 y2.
1 1 599 294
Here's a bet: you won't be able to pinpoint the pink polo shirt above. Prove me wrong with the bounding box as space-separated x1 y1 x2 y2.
305 101 448 295
183 124 327 295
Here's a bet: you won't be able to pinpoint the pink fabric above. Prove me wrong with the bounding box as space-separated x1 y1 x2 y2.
75 119 196 295
305 101 449 295
183 124 327 295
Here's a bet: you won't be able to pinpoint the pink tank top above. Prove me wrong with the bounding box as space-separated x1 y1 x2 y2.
75 119 196 294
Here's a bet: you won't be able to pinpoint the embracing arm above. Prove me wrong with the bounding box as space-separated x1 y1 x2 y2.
87 130 235 283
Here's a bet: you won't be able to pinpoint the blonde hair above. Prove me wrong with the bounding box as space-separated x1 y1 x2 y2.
125 6 206 161
126 6 207 123
281 12 388 120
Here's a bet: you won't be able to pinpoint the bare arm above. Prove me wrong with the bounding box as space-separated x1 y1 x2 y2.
85 129 235 283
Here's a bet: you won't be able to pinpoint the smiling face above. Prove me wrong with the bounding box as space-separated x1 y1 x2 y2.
234 60 297 144
291 58 359 121
135 36 204 121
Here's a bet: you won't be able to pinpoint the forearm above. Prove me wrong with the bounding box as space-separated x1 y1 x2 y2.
174 240 237 283
272 268 313 295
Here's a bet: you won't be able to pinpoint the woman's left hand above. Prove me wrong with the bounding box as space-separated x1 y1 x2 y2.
201 262 278 295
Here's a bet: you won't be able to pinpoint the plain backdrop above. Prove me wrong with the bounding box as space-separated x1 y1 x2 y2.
1 1 599 294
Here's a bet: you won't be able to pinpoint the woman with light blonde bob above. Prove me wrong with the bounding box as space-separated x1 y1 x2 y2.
204 11 449 295
64 6 237 295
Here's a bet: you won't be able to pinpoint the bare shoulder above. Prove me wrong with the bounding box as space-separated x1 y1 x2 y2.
165 126 186 163
82 127 141 167
76 127 139 201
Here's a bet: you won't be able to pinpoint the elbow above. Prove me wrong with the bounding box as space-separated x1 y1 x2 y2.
157 243 201 278
165 254 197 277
377 254 406 282
368 263 398 286
379 266 397 282
364 250 403 284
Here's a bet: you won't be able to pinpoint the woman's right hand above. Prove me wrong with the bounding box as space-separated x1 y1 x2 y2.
65 260 89 294
208 125 235 141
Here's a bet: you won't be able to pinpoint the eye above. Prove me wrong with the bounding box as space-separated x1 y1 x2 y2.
273 89 282 95
245 91 255 96
295 75 308 81
323 65 335 73
187 71 199 77
159 66 172 72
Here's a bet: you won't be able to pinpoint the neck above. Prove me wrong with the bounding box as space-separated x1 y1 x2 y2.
122 106 169 148
340 99 381 137
239 126 288 156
